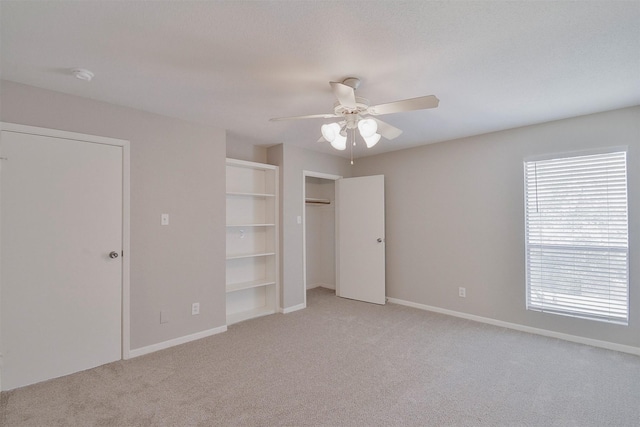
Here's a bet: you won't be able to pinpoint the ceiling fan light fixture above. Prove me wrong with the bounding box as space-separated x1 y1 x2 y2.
363 133 381 148
330 134 347 150
357 118 377 138
321 122 341 142
271 78 439 153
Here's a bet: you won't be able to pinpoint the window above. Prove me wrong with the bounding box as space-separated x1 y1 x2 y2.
524 150 629 324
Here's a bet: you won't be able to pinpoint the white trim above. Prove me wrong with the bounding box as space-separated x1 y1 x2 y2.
0 122 132 386
387 297 640 356
0 122 129 147
121 142 131 359
302 170 342 308
128 325 227 359
523 145 628 163
280 303 306 314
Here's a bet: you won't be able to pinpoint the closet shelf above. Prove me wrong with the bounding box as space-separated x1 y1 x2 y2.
226 251 276 260
227 191 275 198
305 197 331 205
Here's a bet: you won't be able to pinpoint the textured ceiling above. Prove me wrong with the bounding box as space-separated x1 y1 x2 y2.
1 1 639 158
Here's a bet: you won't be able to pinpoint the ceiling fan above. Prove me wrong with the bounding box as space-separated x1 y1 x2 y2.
270 77 439 152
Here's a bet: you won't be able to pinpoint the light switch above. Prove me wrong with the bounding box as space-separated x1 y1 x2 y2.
161 213 169 225
297 215 302 224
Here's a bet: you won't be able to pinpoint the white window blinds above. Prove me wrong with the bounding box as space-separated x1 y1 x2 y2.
524 151 629 324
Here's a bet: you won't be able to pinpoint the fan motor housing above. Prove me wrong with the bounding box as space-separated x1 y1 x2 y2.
333 97 370 116
341 77 361 90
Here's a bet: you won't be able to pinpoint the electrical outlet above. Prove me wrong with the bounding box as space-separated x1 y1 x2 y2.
458 287 466 298
192 302 200 315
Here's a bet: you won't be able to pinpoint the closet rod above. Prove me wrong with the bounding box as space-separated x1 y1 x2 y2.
305 198 331 205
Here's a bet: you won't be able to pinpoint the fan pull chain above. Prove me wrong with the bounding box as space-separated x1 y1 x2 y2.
350 129 354 165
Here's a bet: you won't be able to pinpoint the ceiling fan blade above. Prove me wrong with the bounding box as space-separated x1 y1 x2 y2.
368 95 439 116
330 82 357 109
270 113 340 121
372 118 403 140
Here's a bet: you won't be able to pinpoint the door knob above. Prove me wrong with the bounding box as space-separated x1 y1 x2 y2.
377 238 383 243
109 251 119 259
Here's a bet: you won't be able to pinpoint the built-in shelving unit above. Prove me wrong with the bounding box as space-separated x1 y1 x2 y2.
226 158 279 325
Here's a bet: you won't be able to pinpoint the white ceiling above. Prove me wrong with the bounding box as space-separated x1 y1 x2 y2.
1 1 639 159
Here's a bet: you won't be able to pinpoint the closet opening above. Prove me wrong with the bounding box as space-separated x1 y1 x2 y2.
302 171 341 307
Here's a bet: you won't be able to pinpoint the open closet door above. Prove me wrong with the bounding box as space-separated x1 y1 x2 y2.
336 175 385 304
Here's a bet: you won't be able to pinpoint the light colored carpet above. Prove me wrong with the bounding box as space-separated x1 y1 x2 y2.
2 287 639 426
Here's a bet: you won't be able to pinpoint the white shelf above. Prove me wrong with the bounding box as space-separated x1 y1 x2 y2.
226 191 275 197
226 223 275 227
226 280 276 293
227 306 276 325
226 252 275 260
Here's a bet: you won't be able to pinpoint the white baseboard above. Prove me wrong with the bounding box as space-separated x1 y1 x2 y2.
127 325 227 359
387 297 640 356
280 303 306 314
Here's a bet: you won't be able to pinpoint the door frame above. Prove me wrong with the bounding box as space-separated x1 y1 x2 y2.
0 122 131 389
302 170 342 308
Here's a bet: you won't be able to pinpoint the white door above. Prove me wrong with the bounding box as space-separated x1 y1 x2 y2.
336 175 385 304
1 129 123 390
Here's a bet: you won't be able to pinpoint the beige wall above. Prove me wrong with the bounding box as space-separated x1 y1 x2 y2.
353 106 640 348
268 144 351 309
226 133 268 163
0 81 227 350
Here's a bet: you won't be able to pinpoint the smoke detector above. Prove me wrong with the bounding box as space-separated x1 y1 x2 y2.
72 68 94 81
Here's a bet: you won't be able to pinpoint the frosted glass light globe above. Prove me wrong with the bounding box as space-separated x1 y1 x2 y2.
357 119 378 138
